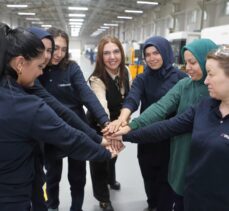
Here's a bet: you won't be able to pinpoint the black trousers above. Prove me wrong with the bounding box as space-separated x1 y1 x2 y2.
171 189 184 211
90 157 117 202
0 201 31 211
45 157 86 211
138 142 170 211
31 144 47 211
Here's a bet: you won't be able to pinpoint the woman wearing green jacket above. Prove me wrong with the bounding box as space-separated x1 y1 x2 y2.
114 39 217 211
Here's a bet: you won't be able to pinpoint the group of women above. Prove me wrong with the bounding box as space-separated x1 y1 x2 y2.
0 21 229 211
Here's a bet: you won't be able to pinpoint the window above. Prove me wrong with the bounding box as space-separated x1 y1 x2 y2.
190 10 197 23
204 10 207 21
225 1 229 15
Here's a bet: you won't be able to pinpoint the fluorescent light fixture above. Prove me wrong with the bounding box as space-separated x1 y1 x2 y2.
42 24 52 28
104 23 118 26
32 21 44 24
137 1 159 5
7 4 28 8
117 16 133 19
70 26 81 28
100 26 109 29
69 18 84 22
112 20 124 23
125 10 143 13
91 30 104 37
68 7 88 11
69 22 83 25
18 12 35 15
69 14 86 17
26 17 40 20
70 28 81 31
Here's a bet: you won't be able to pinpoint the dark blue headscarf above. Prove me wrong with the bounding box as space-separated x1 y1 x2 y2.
27 27 55 52
143 36 175 73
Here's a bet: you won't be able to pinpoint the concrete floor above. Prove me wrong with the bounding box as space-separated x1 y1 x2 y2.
57 55 147 211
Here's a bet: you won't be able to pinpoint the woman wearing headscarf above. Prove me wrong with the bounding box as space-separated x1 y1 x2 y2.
113 39 218 211
117 45 229 211
105 36 187 211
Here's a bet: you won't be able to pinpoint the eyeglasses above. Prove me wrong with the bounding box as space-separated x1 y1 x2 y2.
103 49 121 57
214 45 229 57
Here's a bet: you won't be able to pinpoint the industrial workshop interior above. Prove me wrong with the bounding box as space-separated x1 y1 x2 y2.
0 0 229 211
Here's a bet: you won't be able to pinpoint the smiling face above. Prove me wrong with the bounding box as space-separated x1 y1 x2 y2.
144 46 163 70
51 36 67 65
184 50 203 81
205 58 229 100
103 42 121 73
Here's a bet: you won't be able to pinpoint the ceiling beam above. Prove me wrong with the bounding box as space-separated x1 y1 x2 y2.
52 0 68 33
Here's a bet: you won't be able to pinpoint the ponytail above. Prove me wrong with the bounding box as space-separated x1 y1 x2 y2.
0 22 45 79
0 23 11 77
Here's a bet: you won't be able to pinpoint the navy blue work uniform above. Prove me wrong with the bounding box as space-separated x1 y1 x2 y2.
0 77 111 211
122 36 187 210
123 97 229 211
40 61 109 211
26 80 103 211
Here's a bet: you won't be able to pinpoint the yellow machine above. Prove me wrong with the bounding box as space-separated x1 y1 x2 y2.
123 42 144 80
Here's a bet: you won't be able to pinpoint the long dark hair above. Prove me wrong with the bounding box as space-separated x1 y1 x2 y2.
47 27 72 69
0 23 44 79
89 35 126 89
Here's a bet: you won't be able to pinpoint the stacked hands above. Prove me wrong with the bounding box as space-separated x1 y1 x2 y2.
100 119 132 158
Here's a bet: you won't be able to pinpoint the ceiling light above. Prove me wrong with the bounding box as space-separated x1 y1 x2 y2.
125 10 143 13
68 7 88 11
7 4 28 8
42 24 52 28
100 26 109 29
137 1 159 5
112 20 124 23
26 17 40 20
117 16 133 19
18 12 36 16
69 19 84 22
104 23 118 26
70 25 81 30
69 14 86 17
69 22 83 25
31 21 44 24
91 30 103 37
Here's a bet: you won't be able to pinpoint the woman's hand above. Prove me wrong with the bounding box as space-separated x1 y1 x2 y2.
102 119 128 135
113 125 132 136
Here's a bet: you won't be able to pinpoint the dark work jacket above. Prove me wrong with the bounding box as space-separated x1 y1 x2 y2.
39 62 109 125
124 97 229 211
0 77 111 204
123 66 187 161
26 79 101 144
123 36 187 161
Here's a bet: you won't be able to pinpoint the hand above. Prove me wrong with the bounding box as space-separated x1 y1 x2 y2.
113 125 132 136
102 119 128 135
106 145 120 158
101 136 110 147
110 139 125 152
